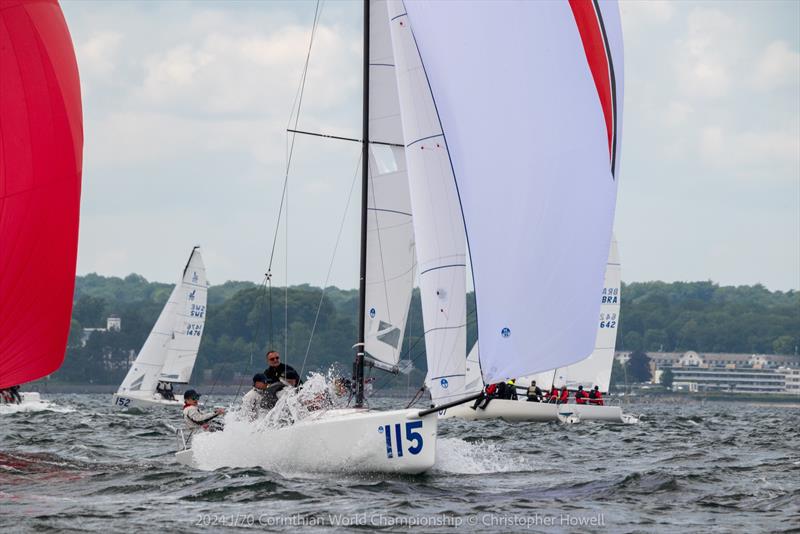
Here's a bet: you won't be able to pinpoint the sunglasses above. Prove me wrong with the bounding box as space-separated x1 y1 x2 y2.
268 357 279 362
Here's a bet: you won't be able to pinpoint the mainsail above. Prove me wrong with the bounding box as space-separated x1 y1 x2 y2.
117 248 207 396
363 0 416 368
0 0 83 389
395 0 624 384
387 1 467 403
158 247 207 383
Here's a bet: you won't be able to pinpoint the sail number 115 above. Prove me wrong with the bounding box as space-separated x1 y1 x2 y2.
380 421 424 459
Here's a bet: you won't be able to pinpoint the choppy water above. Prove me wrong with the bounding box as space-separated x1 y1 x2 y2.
1 393 798 532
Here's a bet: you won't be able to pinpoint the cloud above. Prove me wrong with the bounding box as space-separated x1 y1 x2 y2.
75 30 123 80
675 8 742 99
753 40 800 91
619 0 674 28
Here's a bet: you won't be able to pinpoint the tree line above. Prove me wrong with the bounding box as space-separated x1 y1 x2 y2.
54 274 798 386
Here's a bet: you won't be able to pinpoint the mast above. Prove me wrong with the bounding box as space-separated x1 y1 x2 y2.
353 0 370 408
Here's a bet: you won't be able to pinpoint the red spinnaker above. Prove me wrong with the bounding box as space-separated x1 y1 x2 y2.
0 0 83 389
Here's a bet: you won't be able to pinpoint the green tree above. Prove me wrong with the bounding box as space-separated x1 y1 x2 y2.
627 350 652 383
623 331 643 352
773 335 795 355
660 367 674 390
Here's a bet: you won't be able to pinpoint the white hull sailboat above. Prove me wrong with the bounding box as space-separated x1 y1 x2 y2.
177 408 438 474
113 247 207 409
439 239 638 424
174 0 441 475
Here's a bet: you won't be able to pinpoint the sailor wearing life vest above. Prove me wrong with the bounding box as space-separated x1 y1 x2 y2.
575 385 589 404
588 385 604 406
182 389 224 431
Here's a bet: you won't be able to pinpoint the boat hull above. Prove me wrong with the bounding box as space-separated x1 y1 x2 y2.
439 399 627 423
176 408 438 474
112 393 184 409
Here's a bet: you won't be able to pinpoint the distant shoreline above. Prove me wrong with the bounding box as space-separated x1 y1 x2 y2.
21 383 800 405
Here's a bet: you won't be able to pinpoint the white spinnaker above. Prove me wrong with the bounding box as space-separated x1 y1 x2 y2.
388 1 467 403
158 247 207 383
524 238 621 392
364 0 416 368
399 1 624 383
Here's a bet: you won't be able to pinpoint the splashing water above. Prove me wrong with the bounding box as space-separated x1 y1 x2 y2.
433 438 534 474
188 372 353 472
0 399 74 415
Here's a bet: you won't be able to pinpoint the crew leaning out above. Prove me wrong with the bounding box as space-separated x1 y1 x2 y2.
264 350 301 387
241 373 285 421
182 389 225 431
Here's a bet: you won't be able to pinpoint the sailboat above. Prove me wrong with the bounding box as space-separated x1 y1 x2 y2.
0 0 83 407
441 238 637 423
174 0 439 474
113 247 207 409
387 0 628 421
178 0 630 471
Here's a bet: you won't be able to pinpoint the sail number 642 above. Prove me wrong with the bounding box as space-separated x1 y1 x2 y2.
381 421 424 459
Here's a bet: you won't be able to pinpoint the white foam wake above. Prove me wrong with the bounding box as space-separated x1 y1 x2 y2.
0 400 74 415
432 437 533 474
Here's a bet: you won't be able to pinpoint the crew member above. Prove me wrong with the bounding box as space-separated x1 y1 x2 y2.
264 350 300 386
506 378 518 400
242 373 285 420
557 385 569 405
547 385 558 404
589 385 604 406
472 382 498 410
526 381 543 402
157 381 175 401
182 389 224 431
10 385 22 404
575 385 589 405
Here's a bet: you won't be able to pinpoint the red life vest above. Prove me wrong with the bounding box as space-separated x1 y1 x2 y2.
576 390 588 404
558 389 569 403
594 391 604 406
485 383 498 395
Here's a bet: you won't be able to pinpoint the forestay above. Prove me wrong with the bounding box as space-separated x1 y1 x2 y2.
398 0 624 383
387 1 468 403
363 0 416 368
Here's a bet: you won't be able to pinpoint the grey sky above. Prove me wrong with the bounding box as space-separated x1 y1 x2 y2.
62 0 799 290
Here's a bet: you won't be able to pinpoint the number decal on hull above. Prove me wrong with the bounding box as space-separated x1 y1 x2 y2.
116 397 130 407
379 421 424 458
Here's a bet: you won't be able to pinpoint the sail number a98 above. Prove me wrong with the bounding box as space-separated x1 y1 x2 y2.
379 421 424 459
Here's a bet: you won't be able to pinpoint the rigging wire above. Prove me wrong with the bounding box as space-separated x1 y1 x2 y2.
258 0 323 363
298 154 363 380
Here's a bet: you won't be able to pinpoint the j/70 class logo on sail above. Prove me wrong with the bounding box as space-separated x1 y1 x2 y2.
378 421 424 459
